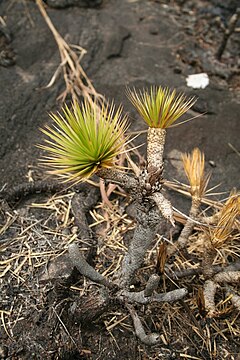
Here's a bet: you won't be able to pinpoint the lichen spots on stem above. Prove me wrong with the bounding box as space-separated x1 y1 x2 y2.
147 127 166 170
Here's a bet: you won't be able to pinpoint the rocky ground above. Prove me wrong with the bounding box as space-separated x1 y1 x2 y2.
0 0 239 359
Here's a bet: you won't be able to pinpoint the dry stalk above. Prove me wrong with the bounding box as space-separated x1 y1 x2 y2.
36 0 103 104
167 148 210 257
216 8 240 60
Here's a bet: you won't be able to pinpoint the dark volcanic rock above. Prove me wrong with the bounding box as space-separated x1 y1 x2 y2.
0 0 239 205
45 0 102 8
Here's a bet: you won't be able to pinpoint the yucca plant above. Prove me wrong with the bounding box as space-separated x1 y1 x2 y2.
39 100 129 184
38 89 197 345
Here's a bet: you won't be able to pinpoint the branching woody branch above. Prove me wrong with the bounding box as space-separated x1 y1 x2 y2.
167 260 240 280
68 243 187 305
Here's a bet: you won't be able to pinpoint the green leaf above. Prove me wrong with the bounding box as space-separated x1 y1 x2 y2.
127 86 196 128
38 100 129 183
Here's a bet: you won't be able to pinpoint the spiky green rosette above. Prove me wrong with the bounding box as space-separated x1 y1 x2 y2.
128 86 196 170
39 100 129 183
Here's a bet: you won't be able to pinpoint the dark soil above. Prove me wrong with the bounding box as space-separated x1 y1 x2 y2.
0 1 239 359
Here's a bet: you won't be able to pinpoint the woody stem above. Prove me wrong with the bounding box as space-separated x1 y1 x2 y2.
147 128 166 170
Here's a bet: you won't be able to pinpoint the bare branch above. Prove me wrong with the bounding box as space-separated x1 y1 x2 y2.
144 274 160 297
203 280 218 317
96 168 139 193
167 198 200 257
68 243 115 289
126 304 160 345
120 288 187 305
214 271 240 284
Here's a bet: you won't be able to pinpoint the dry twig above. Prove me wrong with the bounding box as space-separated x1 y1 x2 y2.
36 0 103 104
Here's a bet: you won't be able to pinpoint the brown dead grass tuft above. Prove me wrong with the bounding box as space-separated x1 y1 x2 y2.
36 0 104 105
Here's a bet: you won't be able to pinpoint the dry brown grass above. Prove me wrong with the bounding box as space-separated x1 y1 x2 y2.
36 0 104 105
1 180 239 359
182 147 211 200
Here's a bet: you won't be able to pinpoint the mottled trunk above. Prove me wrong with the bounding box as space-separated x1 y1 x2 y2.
150 192 175 226
96 168 138 193
147 127 166 170
119 204 160 288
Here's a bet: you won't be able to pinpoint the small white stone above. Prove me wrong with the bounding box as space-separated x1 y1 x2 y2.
186 73 209 89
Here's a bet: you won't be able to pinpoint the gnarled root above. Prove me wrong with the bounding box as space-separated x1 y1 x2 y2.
120 287 187 305
126 304 160 345
203 280 218 317
68 243 115 289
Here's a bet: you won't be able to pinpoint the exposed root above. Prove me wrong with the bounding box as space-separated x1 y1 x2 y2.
68 243 115 289
144 274 160 297
203 280 218 318
126 304 160 345
120 287 188 305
